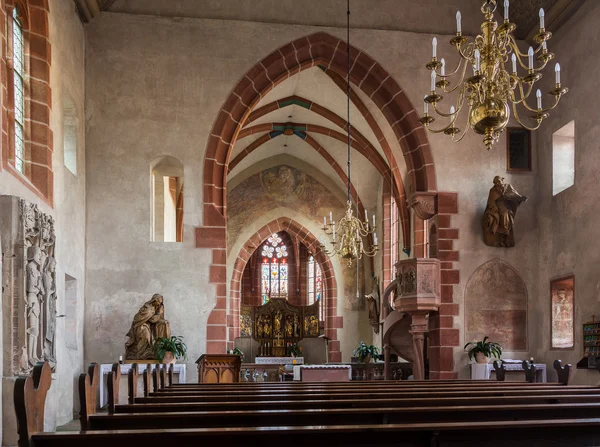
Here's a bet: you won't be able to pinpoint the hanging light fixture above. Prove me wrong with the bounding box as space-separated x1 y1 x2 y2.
419 0 568 150
319 0 379 267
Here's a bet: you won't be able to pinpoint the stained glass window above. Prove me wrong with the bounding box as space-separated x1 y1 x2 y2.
13 7 24 173
308 256 323 319
261 233 288 304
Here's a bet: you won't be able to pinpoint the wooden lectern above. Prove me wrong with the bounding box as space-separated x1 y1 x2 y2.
196 354 242 383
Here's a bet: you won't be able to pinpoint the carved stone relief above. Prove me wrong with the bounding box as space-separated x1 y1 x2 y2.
465 259 527 351
0 196 57 375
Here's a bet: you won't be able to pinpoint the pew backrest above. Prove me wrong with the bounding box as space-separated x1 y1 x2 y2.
128 363 139 404
168 364 174 386
522 360 535 383
107 363 121 414
14 362 52 447
143 364 151 397
493 360 506 381
152 365 159 393
79 363 99 431
553 359 571 385
159 364 166 389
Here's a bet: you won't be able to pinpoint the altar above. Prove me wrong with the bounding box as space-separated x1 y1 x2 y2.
293 364 351 382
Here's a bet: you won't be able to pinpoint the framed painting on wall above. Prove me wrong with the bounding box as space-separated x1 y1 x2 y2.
551 275 575 350
506 127 531 171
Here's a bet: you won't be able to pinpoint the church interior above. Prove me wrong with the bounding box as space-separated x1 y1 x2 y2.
1 0 600 445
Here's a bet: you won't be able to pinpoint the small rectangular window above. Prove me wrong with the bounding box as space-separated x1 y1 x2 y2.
552 121 575 196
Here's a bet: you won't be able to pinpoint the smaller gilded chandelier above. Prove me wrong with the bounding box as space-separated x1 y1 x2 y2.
320 201 378 267
419 0 568 150
319 0 378 267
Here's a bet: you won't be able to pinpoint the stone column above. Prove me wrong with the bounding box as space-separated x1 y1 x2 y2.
383 344 391 380
409 314 428 380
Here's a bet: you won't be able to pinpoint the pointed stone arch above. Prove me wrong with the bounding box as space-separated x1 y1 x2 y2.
207 217 342 361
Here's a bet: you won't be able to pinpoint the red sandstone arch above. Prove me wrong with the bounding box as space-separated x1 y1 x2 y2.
200 31 438 355
202 31 436 221
226 217 342 362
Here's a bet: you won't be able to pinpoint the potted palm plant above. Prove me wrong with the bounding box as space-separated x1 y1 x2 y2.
353 341 380 363
154 335 187 364
464 336 502 364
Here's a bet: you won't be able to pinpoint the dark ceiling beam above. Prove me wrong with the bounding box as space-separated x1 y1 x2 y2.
525 0 586 42
73 0 113 23
102 0 118 11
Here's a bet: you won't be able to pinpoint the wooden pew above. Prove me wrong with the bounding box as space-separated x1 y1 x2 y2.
26 418 600 447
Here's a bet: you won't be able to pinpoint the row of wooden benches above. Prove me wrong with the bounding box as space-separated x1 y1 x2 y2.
14 359 600 447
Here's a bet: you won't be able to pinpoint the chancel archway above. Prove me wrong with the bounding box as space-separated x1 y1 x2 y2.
226 217 341 361
199 31 436 355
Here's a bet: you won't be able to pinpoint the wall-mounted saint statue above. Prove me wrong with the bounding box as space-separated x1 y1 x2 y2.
365 276 380 334
125 294 171 360
483 176 528 248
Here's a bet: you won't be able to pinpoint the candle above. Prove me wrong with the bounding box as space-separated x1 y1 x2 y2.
332 223 336 239
374 232 378 245
441 58 446 76
424 96 429 115
539 8 545 29
528 46 534 70
504 0 509 21
323 216 326 227
474 49 481 72
536 89 542 109
511 53 517 74
372 214 375 228
542 41 547 52
555 63 561 84
365 209 368 222
329 211 332 223
450 105 456 115
456 11 462 34
432 37 437 58
431 70 436 91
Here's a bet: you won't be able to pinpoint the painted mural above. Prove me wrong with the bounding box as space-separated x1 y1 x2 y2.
464 259 527 351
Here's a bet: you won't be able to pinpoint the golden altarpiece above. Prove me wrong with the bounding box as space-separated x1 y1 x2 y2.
239 298 320 357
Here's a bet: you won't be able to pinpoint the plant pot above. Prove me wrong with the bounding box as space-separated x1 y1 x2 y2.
362 355 372 364
475 352 490 364
162 351 176 364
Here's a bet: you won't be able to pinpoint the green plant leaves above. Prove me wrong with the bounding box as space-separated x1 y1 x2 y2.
153 336 187 361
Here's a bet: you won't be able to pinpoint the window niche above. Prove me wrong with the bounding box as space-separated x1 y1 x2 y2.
551 275 575 350
151 156 184 242
552 120 575 196
63 97 78 175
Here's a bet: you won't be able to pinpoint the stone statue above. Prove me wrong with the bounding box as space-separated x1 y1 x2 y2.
482 176 528 247
26 246 44 366
365 276 380 334
125 294 172 360
43 256 57 364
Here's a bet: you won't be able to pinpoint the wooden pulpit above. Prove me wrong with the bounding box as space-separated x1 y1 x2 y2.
196 354 242 383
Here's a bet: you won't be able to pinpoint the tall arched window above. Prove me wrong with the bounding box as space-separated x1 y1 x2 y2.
12 6 25 173
151 156 184 242
307 255 322 305
261 233 288 304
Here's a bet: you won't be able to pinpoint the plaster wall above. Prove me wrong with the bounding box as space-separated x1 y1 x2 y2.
532 0 600 385
84 12 542 372
0 0 86 441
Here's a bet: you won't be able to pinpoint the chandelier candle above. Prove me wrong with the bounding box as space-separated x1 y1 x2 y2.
419 0 568 150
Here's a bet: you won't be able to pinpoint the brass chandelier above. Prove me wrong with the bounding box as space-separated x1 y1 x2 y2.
419 0 568 150
319 0 378 267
